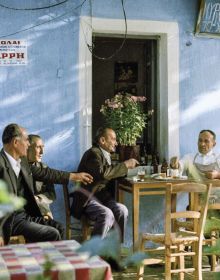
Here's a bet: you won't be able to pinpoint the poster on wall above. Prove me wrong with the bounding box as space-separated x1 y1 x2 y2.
0 40 27 66
114 62 138 95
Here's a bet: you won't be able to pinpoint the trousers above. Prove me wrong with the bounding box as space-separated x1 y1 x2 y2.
3 211 64 244
84 196 128 242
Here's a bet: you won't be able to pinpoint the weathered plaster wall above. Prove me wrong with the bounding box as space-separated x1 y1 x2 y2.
1 0 220 247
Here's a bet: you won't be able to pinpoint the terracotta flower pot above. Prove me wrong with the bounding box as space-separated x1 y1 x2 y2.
118 145 140 162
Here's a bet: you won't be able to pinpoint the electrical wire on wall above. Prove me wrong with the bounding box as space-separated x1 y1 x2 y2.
0 0 87 38
0 0 69 11
0 0 128 60
85 0 127 61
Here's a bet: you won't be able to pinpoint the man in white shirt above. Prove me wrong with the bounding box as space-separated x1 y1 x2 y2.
170 129 220 179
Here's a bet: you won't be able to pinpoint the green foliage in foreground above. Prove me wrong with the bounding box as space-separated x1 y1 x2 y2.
76 230 148 269
203 238 220 255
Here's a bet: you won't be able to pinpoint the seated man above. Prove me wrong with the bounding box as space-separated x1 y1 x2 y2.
27 134 56 220
170 129 220 229
170 129 220 179
70 127 138 241
1 123 93 244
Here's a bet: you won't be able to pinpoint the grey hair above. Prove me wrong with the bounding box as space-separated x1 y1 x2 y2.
2 123 22 144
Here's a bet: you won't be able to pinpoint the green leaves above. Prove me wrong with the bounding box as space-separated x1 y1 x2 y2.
76 230 121 262
203 238 220 255
122 252 147 268
0 179 25 219
76 229 148 269
100 94 150 145
204 217 220 235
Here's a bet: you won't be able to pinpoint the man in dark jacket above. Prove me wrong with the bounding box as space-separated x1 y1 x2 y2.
27 134 56 220
1 123 93 244
71 127 138 241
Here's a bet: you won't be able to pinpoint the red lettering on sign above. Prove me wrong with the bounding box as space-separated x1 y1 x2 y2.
0 52 25 59
16 53 24 58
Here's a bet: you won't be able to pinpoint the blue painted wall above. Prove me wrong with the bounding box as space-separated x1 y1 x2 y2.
1 0 220 247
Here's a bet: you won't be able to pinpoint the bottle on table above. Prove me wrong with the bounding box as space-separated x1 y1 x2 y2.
143 147 148 165
139 145 146 166
151 154 158 174
161 158 168 176
155 151 160 165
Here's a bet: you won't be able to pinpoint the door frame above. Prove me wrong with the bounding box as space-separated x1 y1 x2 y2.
79 17 180 160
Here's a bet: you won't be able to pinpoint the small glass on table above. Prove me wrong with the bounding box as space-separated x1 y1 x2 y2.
137 166 146 181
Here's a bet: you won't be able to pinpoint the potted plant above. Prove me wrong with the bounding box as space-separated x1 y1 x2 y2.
100 93 153 161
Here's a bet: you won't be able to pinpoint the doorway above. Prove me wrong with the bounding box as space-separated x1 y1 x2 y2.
78 17 180 161
92 36 158 156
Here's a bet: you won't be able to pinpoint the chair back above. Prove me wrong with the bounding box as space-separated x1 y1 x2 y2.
62 184 93 241
165 182 212 245
203 186 220 271
63 184 72 240
137 182 212 280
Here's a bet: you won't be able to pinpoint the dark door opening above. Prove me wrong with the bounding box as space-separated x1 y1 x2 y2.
92 36 158 156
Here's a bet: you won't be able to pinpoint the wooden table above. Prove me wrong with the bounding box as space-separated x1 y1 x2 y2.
117 177 220 249
0 240 112 280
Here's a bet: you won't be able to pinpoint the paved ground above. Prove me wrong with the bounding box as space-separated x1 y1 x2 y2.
113 256 220 279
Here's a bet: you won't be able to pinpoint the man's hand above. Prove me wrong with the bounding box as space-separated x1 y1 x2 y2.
0 236 4 246
170 156 179 169
69 172 93 185
124 158 139 169
43 212 53 220
205 170 220 179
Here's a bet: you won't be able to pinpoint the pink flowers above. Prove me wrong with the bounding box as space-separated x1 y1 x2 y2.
130 95 147 102
100 93 151 145
104 97 124 109
104 94 147 109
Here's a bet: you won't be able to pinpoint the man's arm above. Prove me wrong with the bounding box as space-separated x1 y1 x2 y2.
79 149 137 181
205 170 220 179
69 172 93 184
30 161 93 185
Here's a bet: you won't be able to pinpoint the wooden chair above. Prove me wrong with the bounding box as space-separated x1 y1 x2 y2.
63 184 93 241
137 182 212 280
9 235 25 244
1 216 25 245
202 193 220 271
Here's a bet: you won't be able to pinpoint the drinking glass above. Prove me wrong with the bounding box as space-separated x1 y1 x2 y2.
137 167 145 181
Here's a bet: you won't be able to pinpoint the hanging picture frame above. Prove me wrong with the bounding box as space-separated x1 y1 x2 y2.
114 62 138 83
195 0 220 38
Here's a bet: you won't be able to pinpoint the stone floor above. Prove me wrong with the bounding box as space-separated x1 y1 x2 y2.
73 232 220 279
112 255 220 279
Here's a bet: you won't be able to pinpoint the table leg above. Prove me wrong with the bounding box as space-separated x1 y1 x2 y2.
133 187 140 250
117 185 125 204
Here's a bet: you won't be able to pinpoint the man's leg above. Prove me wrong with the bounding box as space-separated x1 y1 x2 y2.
45 219 65 240
104 200 128 242
11 212 62 242
84 199 115 238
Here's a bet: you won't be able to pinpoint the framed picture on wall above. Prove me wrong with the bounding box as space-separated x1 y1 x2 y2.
195 0 220 38
114 84 137 95
114 62 138 83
